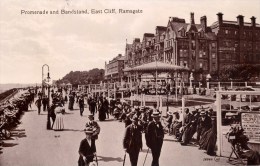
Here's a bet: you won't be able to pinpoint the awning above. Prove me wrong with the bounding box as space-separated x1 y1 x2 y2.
123 61 190 72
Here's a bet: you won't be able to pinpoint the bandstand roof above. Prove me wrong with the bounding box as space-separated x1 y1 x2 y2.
123 61 189 72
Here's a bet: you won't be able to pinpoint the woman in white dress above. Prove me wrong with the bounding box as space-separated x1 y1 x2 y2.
53 106 64 131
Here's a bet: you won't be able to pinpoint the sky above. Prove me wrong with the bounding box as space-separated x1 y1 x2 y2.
0 0 259 84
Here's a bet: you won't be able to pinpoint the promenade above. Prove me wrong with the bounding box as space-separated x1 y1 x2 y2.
0 98 232 166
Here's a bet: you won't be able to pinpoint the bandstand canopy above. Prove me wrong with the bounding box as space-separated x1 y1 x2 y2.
123 61 189 72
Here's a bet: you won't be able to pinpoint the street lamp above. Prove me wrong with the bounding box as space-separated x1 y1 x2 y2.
189 72 194 89
42 64 51 130
206 73 211 90
42 64 50 97
166 74 170 112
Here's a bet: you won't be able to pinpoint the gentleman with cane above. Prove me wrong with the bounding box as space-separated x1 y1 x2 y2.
123 115 143 166
145 111 164 166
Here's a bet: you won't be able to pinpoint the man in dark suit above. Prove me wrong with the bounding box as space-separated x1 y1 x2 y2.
78 96 85 116
178 108 193 144
123 115 143 166
145 111 164 166
78 129 96 166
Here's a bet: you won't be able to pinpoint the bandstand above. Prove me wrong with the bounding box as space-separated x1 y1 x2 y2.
123 61 190 96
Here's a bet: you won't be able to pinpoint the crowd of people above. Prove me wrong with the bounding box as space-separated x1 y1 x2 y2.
1 86 259 166
0 88 35 141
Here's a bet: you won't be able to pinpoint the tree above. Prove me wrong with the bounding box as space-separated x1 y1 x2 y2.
219 64 258 81
57 69 104 86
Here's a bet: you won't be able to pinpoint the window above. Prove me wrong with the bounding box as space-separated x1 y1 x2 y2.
184 50 188 57
199 63 203 68
212 53 216 59
204 62 208 70
212 62 216 70
212 43 216 48
226 54 231 59
199 51 203 58
192 41 195 49
180 49 183 57
225 30 229 34
184 61 188 67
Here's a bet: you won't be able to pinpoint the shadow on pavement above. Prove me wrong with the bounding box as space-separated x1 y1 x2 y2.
12 131 27 138
163 138 179 142
64 112 73 115
98 119 116 122
2 142 18 148
25 109 36 112
97 156 123 162
62 129 83 132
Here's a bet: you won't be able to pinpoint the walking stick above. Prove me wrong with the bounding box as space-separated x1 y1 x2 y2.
143 148 150 166
95 153 98 166
123 151 126 166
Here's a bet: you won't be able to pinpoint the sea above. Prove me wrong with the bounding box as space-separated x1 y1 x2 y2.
0 83 38 93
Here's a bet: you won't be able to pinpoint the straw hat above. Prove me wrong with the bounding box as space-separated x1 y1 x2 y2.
167 111 174 116
200 111 206 116
152 111 160 118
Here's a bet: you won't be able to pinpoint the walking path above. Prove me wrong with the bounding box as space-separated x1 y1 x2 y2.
0 99 232 166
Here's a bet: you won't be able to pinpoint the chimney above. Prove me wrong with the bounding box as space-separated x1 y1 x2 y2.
217 12 223 25
190 12 195 24
251 16 256 27
237 15 244 26
200 16 207 31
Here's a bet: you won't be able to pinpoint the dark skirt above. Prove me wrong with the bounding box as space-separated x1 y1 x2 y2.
199 128 217 155
98 108 106 121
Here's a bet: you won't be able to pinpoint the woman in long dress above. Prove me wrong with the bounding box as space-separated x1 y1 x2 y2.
53 106 64 131
199 116 217 155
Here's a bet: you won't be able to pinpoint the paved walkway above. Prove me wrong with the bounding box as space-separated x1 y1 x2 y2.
0 99 232 166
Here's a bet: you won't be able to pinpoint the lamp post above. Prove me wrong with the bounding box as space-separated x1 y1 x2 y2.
206 73 211 90
166 74 170 112
42 64 51 130
189 72 194 89
42 64 50 97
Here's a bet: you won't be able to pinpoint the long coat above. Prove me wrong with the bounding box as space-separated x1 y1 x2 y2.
145 121 164 150
78 138 96 166
123 123 143 153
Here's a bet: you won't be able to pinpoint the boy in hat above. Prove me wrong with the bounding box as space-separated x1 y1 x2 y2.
145 111 164 166
78 128 96 166
123 115 143 166
85 114 100 152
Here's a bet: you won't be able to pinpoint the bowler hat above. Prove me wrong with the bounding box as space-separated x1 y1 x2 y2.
88 114 94 118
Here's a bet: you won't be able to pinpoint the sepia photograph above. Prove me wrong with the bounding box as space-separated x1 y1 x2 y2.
0 0 260 165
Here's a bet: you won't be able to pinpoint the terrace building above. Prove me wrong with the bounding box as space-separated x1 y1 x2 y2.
104 54 125 83
211 13 260 69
